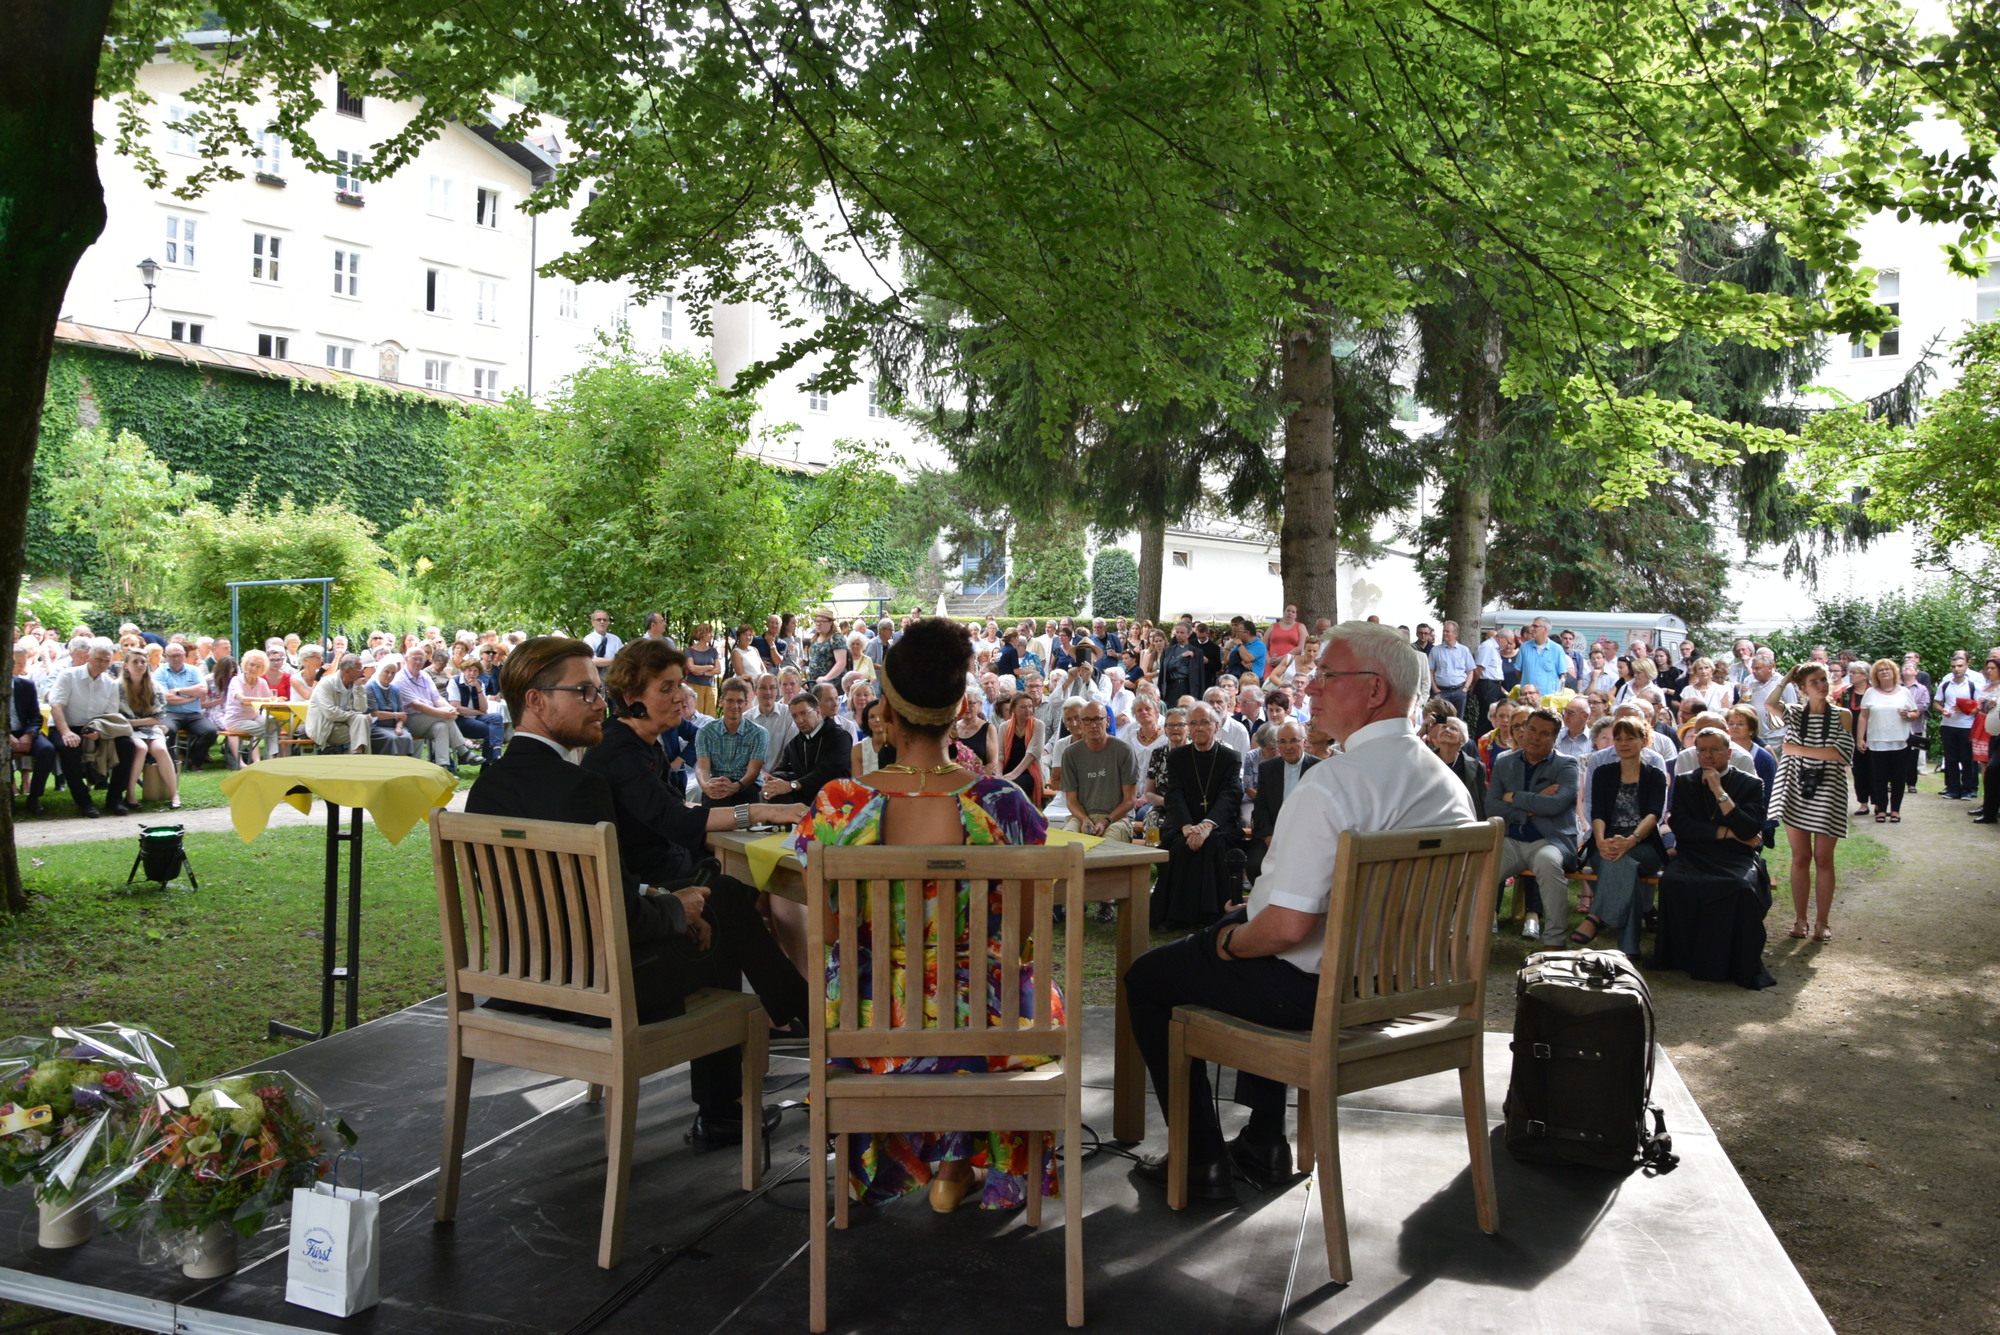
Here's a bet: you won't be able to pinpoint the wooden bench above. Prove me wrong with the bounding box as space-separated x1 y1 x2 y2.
1504 868 1662 926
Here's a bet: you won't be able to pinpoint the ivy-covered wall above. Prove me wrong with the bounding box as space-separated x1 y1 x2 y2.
28 345 464 577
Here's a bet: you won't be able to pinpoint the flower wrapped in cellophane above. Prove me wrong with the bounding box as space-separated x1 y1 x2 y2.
116 1070 354 1263
0 1024 182 1210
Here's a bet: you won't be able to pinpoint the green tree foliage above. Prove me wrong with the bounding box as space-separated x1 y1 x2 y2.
42 426 207 617
1763 584 1998 677
389 347 897 637
1006 520 1089 621
1091 547 1140 620
171 495 393 645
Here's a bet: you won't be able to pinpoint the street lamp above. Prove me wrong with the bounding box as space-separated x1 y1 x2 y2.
135 257 159 333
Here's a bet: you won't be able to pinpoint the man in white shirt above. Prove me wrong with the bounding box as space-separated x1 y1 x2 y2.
1472 628 1510 732
583 610 624 668
1742 650 1788 752
748 673 795 768
1553 697 1595 759
1126 622 1475 1200
1936 651 1980 798
1101 667 1136 733
1203 687 1252 756
46 639 135 817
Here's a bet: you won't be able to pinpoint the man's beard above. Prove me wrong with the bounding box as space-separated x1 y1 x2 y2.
551 716 604 749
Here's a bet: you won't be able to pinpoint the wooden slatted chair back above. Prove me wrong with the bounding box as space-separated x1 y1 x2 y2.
1313 818 1505 1034
431 811 636 1029
803 843 1087 1069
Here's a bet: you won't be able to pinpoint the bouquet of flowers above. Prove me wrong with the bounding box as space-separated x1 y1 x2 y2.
118 1071 354 1253
0 1024 181 1209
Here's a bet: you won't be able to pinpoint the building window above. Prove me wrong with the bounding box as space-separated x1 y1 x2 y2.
1850 271 1901 359
335 79 365 118
169 320 204 344
1171 550 1191 568
332 249 360 297
659 294 674 341
425 268 448 315
257 334 290 360
163 215 196 267
428 175 453 218
254 129 285 179
867 381 887 418
475 279 500 325
806 389 830 413
472 367 501 400
251 232 281 282
557 285 581 320
475 187 502 228
166 103 200 155
423 359 450 391
1979 260 2000 323
334 149 366 199
325 343 355 371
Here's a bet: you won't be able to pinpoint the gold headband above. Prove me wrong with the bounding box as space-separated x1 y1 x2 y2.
878 668 961 727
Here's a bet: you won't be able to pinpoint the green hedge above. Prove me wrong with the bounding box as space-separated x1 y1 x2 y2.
28 345 463 577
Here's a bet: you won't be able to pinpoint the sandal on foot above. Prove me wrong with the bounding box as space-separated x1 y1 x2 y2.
1787 920 1811 938
1888 812 1901 823
1812 926 1834 942
1874 812 1887 822
1567 916 1605 947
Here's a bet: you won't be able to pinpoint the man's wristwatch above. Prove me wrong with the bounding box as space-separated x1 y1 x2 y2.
733 803 753 831
1218 925 1240 959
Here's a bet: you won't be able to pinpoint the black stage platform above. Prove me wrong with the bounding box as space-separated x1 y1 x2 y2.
1 1002 1831 1334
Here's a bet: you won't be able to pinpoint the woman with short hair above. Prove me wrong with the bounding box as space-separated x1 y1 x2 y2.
1855 657 1918 822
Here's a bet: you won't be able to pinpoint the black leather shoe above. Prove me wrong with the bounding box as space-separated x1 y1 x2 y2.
1227 1132 1294 1186
1974 815 1999 824
23 798 41 816
687 1103 783 1151
105 799 131 816
78 803 101 819
1133 1152 1236 1202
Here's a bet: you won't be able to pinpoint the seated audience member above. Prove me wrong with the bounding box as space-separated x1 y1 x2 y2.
1554 697 1594 759
997 691 1045 804
9 665 56 815
306 654 375 755
1248 719 1317 878
1151 703 1246 929
117 648 180 810
222 648 280 767
852 699 895 776
1060 701 1139 840
1652 728 1775 989
1671 711 1758 778
1477 699 1516 770
365 657 419 756
695 676 767 807
1203 687 1252 756
1725 704 1780 846
1142 706 1189 814
154 642 217 770
470 636 807 1148
762 690 854 808
1431 716 1485 819
1573 718 1667 956
747 673 795 768
46 639 136 817
441 663 506 764
1489 707 1580 950
1125 621 1475 1199
397 645 475 772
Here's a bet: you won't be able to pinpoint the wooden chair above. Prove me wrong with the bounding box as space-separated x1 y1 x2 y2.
1167 817 1505 1283
429 809 768 1269
805 843 1089 1330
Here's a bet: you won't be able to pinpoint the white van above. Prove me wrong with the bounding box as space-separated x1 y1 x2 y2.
1478 609 1689 653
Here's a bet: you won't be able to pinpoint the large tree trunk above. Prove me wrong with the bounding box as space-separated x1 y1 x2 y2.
0 1 112 912
1278 298 1339 627
1137 517 1164 623
1440 314 1502 636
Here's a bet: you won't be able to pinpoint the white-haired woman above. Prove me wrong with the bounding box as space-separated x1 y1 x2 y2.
220 648 278 767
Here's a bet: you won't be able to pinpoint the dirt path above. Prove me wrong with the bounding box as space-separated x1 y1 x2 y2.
1484 784 2000 1333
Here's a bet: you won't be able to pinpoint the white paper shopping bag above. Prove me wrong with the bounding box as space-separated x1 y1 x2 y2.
285 1154 380 1316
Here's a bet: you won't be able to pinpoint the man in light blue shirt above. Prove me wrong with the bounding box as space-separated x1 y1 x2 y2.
1516 617 1569 696
1427 620 1476 719
154 642 217 770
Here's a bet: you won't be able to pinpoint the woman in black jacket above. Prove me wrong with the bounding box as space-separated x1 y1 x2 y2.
1575 716 1668 955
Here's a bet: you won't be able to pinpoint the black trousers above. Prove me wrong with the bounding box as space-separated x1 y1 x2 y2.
1943 727 1975 796
1434 687 1468 721
636 874 808 1113
55 734 134 808
1866 748 1907 813
162 712 218 768
1125 915 1320 1165
1982 752 2000 819
1472 680 1506 734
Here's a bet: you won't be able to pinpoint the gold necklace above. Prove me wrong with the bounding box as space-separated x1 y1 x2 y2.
876 762 964 775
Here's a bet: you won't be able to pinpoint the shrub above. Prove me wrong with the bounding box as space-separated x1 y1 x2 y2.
1007 523 1089 619
1090 546 1140 619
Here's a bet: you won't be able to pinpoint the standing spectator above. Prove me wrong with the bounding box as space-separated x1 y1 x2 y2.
1516 618 1568 697
1975 658 2000 824
1936 652 1980 799
1224 621 1266 682
1742 650 1788 752
9 664 55 815
1263 603 1304 671
1901 661 1930 796
1580 646 1618 696
1472 628 1510 733
583 610 623 668
1059 702 1139 840
1766 663 1854 940
695 677 767 808
805 607 849 687
1428 620 1476 719
1855 658 1918 822
154 642 217 771
306 654 374 755
751 614 789 672
728 624 765 682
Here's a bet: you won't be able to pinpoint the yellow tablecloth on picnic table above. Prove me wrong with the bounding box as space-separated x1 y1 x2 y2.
218 754 459 845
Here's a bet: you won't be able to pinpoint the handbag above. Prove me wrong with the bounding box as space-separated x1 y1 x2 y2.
1974 712 1991 767
286 1153 380 1317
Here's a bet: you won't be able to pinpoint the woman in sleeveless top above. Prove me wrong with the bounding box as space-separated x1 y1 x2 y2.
685 624 721 715
997 690 1045 805
951 692 998 777
792 618 1057 1212
1765 662 1853 942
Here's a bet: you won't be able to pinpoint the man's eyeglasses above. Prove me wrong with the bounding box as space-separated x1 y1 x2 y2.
1305 670 1381 685
541 683 605 705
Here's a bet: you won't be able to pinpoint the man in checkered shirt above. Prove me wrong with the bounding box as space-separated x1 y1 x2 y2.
694 676 767 808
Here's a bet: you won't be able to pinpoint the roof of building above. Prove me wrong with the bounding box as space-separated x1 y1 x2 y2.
53 321 487 407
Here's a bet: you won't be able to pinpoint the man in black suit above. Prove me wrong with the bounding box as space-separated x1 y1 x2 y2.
1248 720 1317 879
1151 703 1246 929
9 672 55 815
760 693 851 807
467 636 806 1151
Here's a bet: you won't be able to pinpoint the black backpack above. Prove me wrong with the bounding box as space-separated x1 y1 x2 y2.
1503 950 1678 1176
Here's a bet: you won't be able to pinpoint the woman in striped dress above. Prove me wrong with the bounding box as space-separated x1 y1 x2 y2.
1765 663 1854 942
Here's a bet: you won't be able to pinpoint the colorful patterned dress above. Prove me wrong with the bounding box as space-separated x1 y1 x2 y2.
793 775 1059 1209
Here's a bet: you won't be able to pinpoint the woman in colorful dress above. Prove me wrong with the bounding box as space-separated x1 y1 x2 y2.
1766 662 1854 942
792 617 1058 1213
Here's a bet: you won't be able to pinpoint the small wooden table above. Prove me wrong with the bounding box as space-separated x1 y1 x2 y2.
707 828 1168 1143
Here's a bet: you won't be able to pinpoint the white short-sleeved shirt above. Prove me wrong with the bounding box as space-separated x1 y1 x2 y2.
1247 717 1477 973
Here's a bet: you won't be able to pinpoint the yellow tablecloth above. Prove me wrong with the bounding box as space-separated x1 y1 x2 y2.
742 830 799 890
219 755 458 845
1044 828 1106 850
